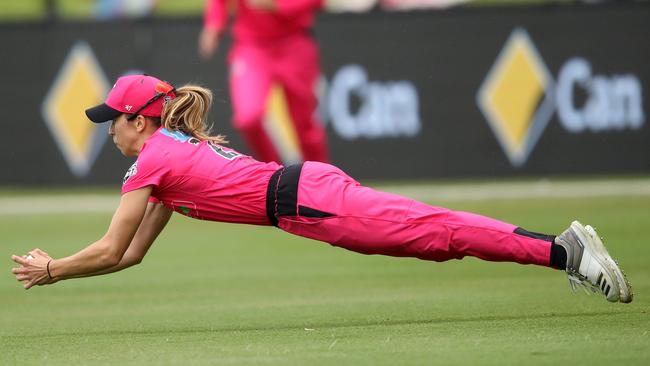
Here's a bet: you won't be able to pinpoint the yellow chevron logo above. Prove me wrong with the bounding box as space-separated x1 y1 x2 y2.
263 83 302 164
42 42 110 177
477 28 555 166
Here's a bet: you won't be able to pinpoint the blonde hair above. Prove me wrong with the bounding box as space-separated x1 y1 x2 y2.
160 84 227 144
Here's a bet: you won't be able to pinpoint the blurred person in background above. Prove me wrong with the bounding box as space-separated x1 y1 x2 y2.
198 0 329 164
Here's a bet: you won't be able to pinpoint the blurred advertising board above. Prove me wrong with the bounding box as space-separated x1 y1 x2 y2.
379 0 471 11
318 4 649 179
0 3 648 185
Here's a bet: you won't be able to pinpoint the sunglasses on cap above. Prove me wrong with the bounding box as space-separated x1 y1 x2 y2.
126 81 176 121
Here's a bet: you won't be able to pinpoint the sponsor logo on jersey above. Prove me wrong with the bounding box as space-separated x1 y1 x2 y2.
478 28 645 167
170 200 200 219
123 162 138 184
41 41 110 177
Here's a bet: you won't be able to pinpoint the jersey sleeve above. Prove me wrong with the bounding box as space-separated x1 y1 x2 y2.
121 150 169 195
203 0 229 32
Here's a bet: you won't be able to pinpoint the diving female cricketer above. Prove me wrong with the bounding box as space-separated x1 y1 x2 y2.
11 74 632 304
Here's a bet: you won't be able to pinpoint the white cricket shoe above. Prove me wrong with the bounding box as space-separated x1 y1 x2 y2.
555 221 633 303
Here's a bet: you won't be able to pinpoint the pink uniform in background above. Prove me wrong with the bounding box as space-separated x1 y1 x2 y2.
122 128 552 267
203 0 329 163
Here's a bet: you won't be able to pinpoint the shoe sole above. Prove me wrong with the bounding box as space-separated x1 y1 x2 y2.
572 221 633 303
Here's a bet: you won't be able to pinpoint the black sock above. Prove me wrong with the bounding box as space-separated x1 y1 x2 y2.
549 243 567 270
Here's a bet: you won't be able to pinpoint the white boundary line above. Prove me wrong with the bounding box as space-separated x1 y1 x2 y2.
0 178 649 215
0 195 119 215
378 178 650 202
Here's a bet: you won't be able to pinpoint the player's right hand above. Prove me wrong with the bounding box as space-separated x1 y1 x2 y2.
11 248 56 289
199 28 221 60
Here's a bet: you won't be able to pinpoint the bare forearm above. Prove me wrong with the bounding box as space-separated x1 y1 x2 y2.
56 203 171 280
48 237 121 279
11 188 153 290
63 255 140 279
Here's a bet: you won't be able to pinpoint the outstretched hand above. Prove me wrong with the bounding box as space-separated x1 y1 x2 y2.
11 248 57 289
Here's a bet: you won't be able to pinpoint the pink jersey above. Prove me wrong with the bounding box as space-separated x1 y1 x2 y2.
203 0 322 41
121 129 552 269
122 127 281 225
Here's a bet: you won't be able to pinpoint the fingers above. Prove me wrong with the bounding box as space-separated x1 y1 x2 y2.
32 248 50 258
12 266 31 284
25 275 43 290
25 273 51 289
28 248 51 260
11 266 27 275
15 271 43 287
11 250 54 290
11 255 28 266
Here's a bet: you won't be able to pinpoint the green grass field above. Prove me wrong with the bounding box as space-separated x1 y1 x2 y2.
1 187 649 365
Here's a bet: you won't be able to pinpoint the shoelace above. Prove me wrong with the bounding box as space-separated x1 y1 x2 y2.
567 272 600 294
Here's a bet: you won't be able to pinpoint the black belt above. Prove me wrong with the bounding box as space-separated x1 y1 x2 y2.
265 163 303 227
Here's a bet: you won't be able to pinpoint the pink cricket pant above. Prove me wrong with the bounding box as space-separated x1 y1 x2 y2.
228 33 329 163
274 162 552 266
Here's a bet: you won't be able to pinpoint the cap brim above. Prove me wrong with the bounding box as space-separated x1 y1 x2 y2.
85 103 122 123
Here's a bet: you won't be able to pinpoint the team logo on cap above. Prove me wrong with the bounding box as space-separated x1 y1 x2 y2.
42 41 110 177
477 28 554 167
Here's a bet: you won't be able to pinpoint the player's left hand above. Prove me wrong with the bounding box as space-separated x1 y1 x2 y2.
247 0 277 12
11 248 57 289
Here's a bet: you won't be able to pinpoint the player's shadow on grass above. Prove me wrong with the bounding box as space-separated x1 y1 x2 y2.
12 309 637 338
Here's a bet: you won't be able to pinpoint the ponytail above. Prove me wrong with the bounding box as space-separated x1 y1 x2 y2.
160 85 227 144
